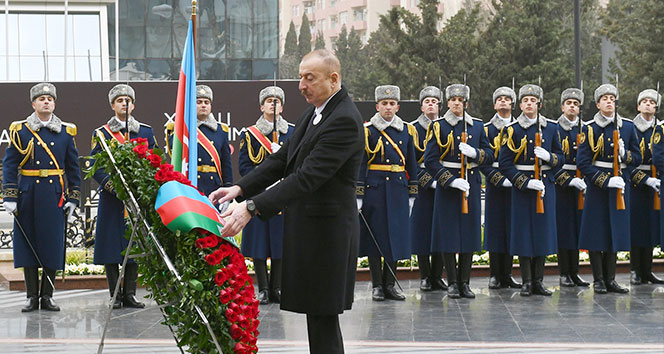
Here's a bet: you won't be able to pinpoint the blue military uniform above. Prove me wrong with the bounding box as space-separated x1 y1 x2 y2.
166 116 233 196
652 122 664 248
577 84 640 293
500 85 565 296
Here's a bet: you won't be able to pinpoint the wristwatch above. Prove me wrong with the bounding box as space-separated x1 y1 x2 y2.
246 199 258 217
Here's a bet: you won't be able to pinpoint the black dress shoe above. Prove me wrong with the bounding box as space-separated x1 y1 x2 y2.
503 276 522 289
420 278 432 291
646 272 664 284
488 276 501 289
431 277 448 291
257 289 269 304
447 283 460 299
123 294 146 308
40 296 60 311
520 282 532 296
606 280 629 294
21 297 39 312
630 271 642 285
593 280 607 294
372 286 385 301
384 285 405 301
559 275 575 287
459 283 475 298
112 296 122 309
532 281 552 296
269 288 281 303
570 273 590 287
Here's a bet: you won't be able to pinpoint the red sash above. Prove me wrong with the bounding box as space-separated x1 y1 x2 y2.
247 126 273 153
197 127 223 182
103 124 127 143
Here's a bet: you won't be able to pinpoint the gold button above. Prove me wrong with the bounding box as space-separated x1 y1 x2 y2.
49 179 53 184
36 161 40 165
210 176 214 180
399 176 402 180
470 171 474 174
542 138 545 142
457 136 460 140
386 159 390 163
386 177 390 181
529 140 533 143
50 142 54 146
197 175 201 179
198 158 202 162
399 140 403 144
49 161 53 165
469 135 472 139
280 142 283 145
36 180 40 184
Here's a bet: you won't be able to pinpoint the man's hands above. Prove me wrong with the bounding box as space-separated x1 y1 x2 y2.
645 177 660 193
449 178 470 192
458 142 477 159
209 185 242 205
526 180 545 197
408 197 415 216
502 179 512 188
64 202 77 222
219 201 252 238
356 199 363 211
3 201 16 215
271 142 281 153
534 146 551 162
569 177 587 191
607 176 625 190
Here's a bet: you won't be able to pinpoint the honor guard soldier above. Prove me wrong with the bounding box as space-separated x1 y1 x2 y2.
651 104 664 262
481 87 522 290
554 88 590 287
238 86 294 304
629 89 663 285
2 83 81 312
91 84 156 308
166 85 233 197
357 85 418 301
409 86 447 292
499 84 564 296
577 84 640 294
424 84 493 299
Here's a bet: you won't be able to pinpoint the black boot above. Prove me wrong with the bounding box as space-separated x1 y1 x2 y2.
502 254 521 288
254 259 270 304
269 259 282 303
418 254 432 291
458 253 475 298
558 249 574 287
40 268 60 311
122 263 145 308
488 252 501 289
630 246 643 285
519 256 532 296
642 248 664 284
430 253 447 290
383 261 405 301
105 264 122 309
532 257 552 296
22 267 39 312
589 251 607 294
369 257 384 301
443 253 460 298
569 249 589 286
604 252 628 294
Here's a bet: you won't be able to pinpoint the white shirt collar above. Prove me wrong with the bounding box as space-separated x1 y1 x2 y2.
314 88 340 117
39 115 53 127
602 114 614 121
114 116 127 128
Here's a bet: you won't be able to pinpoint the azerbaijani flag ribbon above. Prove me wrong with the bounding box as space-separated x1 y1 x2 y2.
155 181 238 248
172 19 198 187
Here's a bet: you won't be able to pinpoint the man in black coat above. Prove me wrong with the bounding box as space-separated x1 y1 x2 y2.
210 49 364 354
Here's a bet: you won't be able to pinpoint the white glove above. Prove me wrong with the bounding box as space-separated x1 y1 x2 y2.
408 197 415 216
3 201 17 215
271 142 281 153
219 200 231 214
356 199 363 211
502 179 512 188
526 179 545 191
449 178 470 192
569 177 587 191
458 142 477 159
534 146 551 162
64 202 77 223
430 181 437 189
618 139 625 159
607 176 625 189
645 177 660 193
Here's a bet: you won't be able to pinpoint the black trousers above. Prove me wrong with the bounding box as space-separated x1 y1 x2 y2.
306 314 344 354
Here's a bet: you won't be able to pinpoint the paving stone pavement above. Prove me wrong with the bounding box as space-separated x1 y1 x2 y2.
0 273 662 353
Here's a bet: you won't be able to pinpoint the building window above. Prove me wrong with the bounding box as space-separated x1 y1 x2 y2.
353 7 366 22
330 0 337 8
317 0 325 10
330 15 337 29
293 5 300 17
339 11 347 25
304 1 314 14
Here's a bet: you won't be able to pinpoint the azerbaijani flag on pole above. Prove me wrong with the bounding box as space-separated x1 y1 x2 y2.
172 19 198 187
155 181 238 248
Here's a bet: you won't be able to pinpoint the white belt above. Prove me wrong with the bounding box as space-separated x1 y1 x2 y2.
441 161 478 169
515 164 551 171
492 162 499 168
562 164 577 171
593 161 626 169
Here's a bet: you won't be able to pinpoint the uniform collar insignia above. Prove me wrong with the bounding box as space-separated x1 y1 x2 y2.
26 113 62 133
592 111 622 129
370 112 404 132
255 115 289 136
443 109 474 127
197 114 218 131
632 114 655 133
416 113 432 130
489 113 512 130
107 115 140 133
557 114 578 132
516 113 548 129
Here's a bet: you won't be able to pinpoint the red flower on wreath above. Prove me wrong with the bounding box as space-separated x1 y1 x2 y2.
147 154 162 168
133 144 148 158
130 137 148 145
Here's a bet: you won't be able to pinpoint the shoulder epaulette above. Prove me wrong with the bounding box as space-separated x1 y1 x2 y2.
165 122 175 131
287 122 295 127
364 121 372 127
139 122 153 128
506 120 519 127
407 122 417 136
484 121 492 127
471 117 483 122
61 122 77 136
220 122 230 133
9 120 27 133
546 118 557 124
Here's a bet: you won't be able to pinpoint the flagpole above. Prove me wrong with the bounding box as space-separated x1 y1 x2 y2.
191 1 197 59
